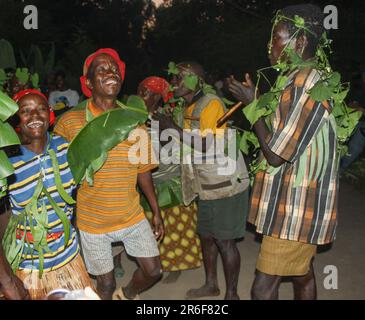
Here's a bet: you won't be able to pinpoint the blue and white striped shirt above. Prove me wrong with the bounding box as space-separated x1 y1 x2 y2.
8 134 79 271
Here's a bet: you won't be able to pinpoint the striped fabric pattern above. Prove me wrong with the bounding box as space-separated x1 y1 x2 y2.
54 101 157 234
8 134 79 271
79 219 159 276
248 68 339 245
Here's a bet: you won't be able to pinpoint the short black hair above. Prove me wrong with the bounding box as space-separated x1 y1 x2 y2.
280 4 324 56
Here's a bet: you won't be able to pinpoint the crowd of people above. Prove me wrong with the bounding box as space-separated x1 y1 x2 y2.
0 3 357 300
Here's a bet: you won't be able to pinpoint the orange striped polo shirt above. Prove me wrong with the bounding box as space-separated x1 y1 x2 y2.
54 101 157 234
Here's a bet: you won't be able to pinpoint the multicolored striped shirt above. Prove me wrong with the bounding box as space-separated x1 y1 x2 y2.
54 101 157 234
8 134 79 271
248 68 339 245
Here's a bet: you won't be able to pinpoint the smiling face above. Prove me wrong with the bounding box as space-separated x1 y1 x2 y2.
17 94 50 142
86 54 122 99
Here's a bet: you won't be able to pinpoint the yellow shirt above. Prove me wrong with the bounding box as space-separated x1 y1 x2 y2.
184 98 227 134
54 101 157 234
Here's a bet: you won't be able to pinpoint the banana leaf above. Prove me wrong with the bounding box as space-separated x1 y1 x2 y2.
0 39 16 69
0 90 19 122
67 96 148 184
0 121 20 148
0 150 14 180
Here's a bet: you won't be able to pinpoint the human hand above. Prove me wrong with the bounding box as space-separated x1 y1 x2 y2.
227 73 257 106
1 275 30 300
152 212 164 241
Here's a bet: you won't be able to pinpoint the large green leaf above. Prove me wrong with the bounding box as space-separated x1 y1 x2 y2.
309 81 333 102
15 68 29 85
0 121 20 148
48 149 76 205
243 99 268 125
0 90 19 121
0 150 14 179
43 187 70 248
183 74 198 91
256 92 276 109
140 177 183 212
0 39 16 69
68 97 148 184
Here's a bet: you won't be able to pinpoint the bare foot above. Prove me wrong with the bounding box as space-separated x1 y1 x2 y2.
162 271 181 284
185 284 220 299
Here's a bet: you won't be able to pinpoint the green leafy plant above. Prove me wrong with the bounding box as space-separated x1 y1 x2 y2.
167 61 217 96
2 146 76 278
0 91 73 278
0 91 20 198
0 39 16 70
68 95 149 185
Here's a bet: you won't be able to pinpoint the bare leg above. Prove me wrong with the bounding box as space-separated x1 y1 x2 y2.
122 256 162 299
292 262 317 300
96 270 116 300
185 234 220 299
251 270 282 300
215 239 241 300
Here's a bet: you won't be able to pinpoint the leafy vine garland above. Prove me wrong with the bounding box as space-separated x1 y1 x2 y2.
238 11 361 179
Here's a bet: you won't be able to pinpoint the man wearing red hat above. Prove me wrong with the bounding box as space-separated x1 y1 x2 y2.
54 49 164 300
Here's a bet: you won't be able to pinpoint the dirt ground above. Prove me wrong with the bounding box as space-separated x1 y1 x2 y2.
114 180 365 300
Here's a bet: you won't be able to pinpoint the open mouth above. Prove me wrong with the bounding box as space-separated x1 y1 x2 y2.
103 78 119 86
27 120 44 129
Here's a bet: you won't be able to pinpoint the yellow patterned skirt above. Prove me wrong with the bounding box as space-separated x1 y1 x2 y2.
145 202 202 272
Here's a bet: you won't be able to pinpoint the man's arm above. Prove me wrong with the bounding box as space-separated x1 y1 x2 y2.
137 171 164 241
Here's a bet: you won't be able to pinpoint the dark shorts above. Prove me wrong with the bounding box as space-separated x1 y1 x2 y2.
197 189 249 240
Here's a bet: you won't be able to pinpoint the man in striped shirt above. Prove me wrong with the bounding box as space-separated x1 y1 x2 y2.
229 4 338 299
55 49 164 300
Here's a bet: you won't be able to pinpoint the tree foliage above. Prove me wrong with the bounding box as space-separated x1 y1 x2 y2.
0 0 364 93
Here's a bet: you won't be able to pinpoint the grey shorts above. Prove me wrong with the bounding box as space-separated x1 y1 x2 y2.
79 218 160 276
